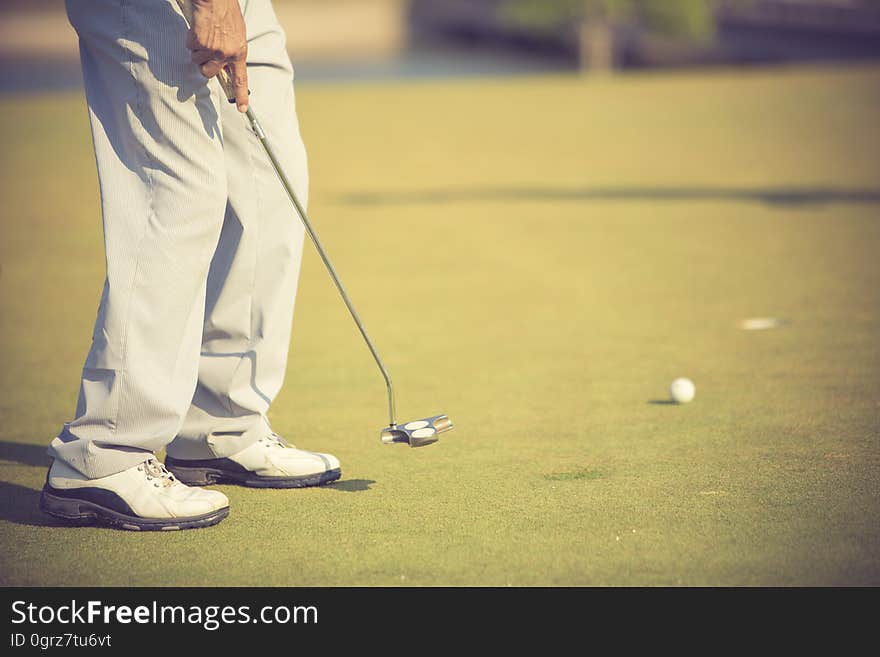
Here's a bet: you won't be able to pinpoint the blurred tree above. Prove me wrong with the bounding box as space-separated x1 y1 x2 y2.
500 0 718 71
637 1 716 39
501 0 716 39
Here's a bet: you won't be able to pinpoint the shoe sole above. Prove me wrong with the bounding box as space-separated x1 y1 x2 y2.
165 459 342 489
39 487 229 531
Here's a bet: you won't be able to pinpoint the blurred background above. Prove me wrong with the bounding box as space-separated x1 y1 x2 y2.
2 0 880 91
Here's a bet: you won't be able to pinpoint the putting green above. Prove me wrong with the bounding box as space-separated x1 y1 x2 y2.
1 64 879 586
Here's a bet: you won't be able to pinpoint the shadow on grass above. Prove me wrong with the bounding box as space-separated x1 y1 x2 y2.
335 185 880 207
647 399 678 405
326 479 376 492
0 441 51 467
0 481 65 528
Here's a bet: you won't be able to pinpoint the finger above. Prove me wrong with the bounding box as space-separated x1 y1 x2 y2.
200 60 223 79
190 49 216 66
185 29 198 52
226 59 249 112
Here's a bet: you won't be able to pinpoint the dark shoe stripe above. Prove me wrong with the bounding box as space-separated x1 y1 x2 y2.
39 486 229 531
165 456 342 489
43 484 135 516
165 455 250 473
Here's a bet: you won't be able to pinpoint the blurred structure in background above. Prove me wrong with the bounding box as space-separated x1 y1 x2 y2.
1 0 880 92
411 0 880 71
277 0 407 59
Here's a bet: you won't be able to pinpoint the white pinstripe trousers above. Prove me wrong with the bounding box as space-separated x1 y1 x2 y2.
49 0 308 478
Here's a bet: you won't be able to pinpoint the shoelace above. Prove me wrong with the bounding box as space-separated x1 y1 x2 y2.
139 459 176 488
263 433 293 449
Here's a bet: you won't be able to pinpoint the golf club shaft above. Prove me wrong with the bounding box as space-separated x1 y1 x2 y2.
175 0 397 428
246 109 397 429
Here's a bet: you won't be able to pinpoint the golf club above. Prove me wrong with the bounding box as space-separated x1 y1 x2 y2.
176 0 453 447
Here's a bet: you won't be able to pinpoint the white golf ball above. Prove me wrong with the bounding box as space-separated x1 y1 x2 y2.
670 377 695 404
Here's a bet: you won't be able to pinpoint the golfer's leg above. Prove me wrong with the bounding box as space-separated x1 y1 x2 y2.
167 0 309 461
49 0 228 478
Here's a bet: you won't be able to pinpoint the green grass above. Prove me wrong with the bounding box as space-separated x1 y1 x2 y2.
543 468 608 481
1 64 879 586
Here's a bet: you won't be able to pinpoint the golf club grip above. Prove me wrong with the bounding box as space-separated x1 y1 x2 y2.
175 0 238 103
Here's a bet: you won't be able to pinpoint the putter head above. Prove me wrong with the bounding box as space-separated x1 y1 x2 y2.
380 414 453 448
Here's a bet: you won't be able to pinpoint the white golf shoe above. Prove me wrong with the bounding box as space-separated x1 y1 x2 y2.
165 434 341 488
40 458 229 531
